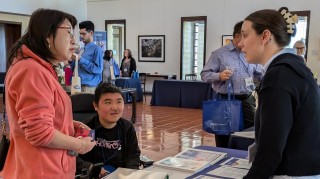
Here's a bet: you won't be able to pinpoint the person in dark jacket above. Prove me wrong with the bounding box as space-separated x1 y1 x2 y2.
239 7 320 179
120 49 136 77
77 82 141 177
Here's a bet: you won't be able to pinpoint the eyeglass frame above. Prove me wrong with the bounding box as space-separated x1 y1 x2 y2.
57 26 74 39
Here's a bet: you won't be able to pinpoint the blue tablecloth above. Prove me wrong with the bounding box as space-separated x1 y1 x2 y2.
115 78 143 102
187 146 248 179
150 80 213 108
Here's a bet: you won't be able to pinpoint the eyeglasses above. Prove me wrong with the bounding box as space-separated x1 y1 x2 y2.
58 26 74 39
295 47 305 50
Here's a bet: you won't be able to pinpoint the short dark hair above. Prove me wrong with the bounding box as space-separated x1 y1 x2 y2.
244 7 295 47
94 82 122 104
233 21 244 37
7 8 77 65
79 21 95 32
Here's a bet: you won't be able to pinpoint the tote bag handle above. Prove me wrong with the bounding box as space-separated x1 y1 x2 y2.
74 55 79 77
213 80 235 100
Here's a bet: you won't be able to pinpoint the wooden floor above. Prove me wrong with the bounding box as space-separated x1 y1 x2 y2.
0 94 216 162
123 95 216 162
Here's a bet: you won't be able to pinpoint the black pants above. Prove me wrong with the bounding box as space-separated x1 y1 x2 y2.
214 93 256 148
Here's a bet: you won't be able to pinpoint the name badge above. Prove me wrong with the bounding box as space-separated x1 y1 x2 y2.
124 68 128 72
245 77 254 87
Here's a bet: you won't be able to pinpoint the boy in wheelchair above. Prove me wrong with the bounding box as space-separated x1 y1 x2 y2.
75 83 141 178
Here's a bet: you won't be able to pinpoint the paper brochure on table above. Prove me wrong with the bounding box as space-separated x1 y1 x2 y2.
105 167 169 179
117 77 131 79
192 175 225 179
175 148 227 164
153 148 227 173
231 131 255 139
220 157 251 169
208 166 249 179
145 165 190 178
154 157 209 173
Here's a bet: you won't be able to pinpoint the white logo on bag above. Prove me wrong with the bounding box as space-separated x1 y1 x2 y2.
73 85 81 89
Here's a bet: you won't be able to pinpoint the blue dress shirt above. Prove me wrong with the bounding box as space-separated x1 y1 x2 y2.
201 42 263 95
75 42 103 87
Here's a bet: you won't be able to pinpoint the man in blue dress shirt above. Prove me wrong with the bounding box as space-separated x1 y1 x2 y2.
201 21 263 147
71 21 103 93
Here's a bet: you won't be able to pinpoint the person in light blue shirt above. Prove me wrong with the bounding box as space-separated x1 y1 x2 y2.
102 50 120 84
201 21 263 147
71 21 103 93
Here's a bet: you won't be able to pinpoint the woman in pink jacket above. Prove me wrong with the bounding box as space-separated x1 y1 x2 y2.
2 9 96 179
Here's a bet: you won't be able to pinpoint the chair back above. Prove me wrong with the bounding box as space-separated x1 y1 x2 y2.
139 73 147 85
70 93 96 123
0 72 6 94
185 73 197 81
139 73 147 100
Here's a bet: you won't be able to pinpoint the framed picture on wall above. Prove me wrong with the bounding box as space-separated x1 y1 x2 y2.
222 35 233 46
138 35 165 62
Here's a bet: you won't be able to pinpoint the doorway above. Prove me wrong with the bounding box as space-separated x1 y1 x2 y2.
0 22 21 72
105 20 126 65
180 16 207 80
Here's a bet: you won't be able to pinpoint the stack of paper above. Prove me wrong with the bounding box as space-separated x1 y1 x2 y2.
232 131 255 139
105 168 168 179
208 157 251 179
154 148 227 173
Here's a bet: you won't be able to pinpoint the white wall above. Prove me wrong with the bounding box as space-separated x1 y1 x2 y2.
87 0 320 83
0 0 88 34
1 0 319 87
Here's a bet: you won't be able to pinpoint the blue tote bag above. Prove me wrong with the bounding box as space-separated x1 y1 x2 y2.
112 59 120 77
202 81 244 135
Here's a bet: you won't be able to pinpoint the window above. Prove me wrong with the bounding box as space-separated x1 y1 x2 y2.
105 20 126 65
180 16 207 80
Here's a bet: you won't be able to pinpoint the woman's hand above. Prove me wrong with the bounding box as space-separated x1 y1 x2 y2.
73 120 91 132
77 136 96 154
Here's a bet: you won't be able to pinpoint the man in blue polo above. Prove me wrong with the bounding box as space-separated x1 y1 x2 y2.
201 21 263 147
72 20 103 93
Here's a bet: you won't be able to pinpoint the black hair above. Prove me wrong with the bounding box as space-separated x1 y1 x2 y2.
233 21 244 37
7 8 77 65
103 50 113 61
244 7 295 47
94 82 122 104
79 21 95 32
